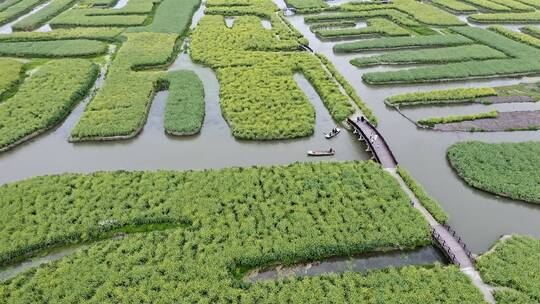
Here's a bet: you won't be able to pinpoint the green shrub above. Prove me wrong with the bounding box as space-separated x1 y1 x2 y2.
304 10 421 27
461 0 513 12
309 20 356 31
315 18 411 39
363 58 540 84
285 0 327 10
0 59 98 151
469 12 540 23
316 53 377 124
521 25 540 38
164 70 205 135
418 111 498 127
489 25 540 49
0 0 44 26
386 87 497 106
190 7 354 139
0 27 123 42
341 0 464 26
0 59 24 102
0 39 108 57
488 0 536 11
450 26 540 59
333 34 473 53
11 0 77 31
70 33 179 141
50 0 154 27
351 45 507 67
431 0 477 13
397 166 449 224
476 235 540 302
514 0 540 9
447 141 540 203
0 161 431 266
127 0 201 34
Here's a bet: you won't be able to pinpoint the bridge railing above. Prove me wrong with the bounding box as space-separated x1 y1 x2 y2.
364 119 398 166
431 228 461 266
443 224 475 262
347 118 382 164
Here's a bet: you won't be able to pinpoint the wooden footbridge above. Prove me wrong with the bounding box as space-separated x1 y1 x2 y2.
347 116 485 281
347 117 397 169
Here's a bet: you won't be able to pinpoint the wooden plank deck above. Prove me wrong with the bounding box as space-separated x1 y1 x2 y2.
347 117 397 168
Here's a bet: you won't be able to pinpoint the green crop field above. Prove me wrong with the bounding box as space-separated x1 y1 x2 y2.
448 141 540 204
0 161 487 302
477 235 540 303
0 0 539 301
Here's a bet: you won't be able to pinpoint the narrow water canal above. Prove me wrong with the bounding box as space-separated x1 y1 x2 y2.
276 0 540 252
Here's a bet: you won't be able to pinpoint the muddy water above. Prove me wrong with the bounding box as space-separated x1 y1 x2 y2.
281 6 540 253
246 246 447 282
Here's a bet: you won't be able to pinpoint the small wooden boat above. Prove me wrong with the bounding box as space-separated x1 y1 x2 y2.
307 149 335 156
325 128 340 139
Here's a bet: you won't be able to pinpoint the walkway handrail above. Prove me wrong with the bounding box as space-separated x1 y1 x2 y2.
364 119 398 166
347 118 382 164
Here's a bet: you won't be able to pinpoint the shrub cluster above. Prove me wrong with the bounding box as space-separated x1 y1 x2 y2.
11 0 77 31
333 34 473 53
461 0 513 12
0 39 108 57
431 0 477 13
386 87 497 106
396 166 449 224
447 141 540 204
0 162 486 302
70 32 179 141
418 110 498 127
522 25 540 38
351 44 507 67
340 0 464 26
285 0 327 10
469 11 540 23
190 4 360 140
363 27 540 84
316 54 377 124
50 0 154 27
476 235 540 303
488 25 540 49
0 59 98 152
164 70 205 135
127 0 201 34
0 0 44 26
0 27 123 42
315 18 411 39
0 59 24 102
304 10 421 27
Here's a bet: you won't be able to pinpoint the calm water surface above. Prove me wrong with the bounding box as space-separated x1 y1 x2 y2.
0 2 539 254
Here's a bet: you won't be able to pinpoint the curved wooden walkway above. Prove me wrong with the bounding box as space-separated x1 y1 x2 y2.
347 117 397 169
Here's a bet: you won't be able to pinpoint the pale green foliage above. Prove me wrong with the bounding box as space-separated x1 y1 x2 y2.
477 235 540 302
352 45 507 67
70 33 179 141
386 88 497 106
0 59 24 101
164 70 205 135
334 34 473 53
397 166 449 224
0 59 98 151
0 39 108 57
448 141 540 204
418 111 498 127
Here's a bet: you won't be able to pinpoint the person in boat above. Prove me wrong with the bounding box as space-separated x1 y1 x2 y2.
361 116 365 122
329 148 334 153
332 126 338 134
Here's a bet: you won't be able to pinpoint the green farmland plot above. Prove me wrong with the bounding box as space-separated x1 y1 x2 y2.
0 39 108 57
164 70 205 135
0 59 98 152
477 235 540 303
0 161 486 303
0 59 24 102
448 141 540 204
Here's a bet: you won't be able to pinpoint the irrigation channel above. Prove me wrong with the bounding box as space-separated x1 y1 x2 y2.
0 0 539 260
245 246 447 282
